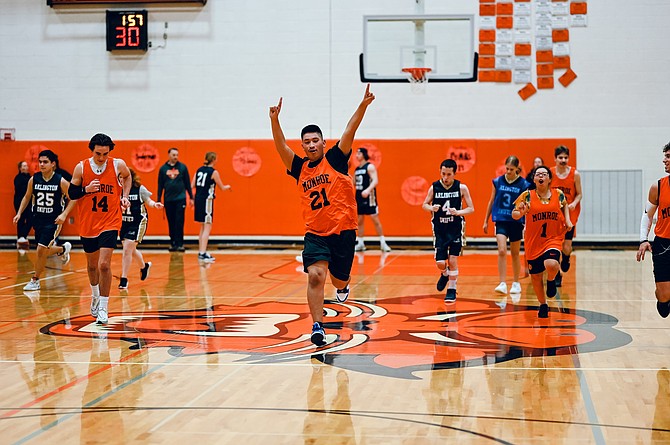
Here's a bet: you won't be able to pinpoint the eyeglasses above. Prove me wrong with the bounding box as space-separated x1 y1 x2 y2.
534 172 549 177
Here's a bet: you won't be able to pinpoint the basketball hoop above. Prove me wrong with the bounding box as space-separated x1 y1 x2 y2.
402 67 431 94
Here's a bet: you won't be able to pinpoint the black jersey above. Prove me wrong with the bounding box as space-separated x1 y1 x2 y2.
194 166 216 201
354 162 378 213
31 173 64 224
122 185 147 225
431 179 463 233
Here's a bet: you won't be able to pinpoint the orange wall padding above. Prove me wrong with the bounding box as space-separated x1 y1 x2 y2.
2 138 575 239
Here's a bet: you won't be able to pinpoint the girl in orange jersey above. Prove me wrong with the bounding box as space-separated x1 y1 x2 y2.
637 142 670 318
512 166 572 318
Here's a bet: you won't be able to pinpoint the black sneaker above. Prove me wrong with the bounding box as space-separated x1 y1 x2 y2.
657 301 670 318
437 274 449 292
444 288 457 303
538 303 549 318
140 262 152 281
561 255 571 273
310 322 326 346
554 272 562 287
118 277 128 290
546 279 557 298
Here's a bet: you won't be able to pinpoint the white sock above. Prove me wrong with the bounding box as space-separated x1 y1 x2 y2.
91 284 100 297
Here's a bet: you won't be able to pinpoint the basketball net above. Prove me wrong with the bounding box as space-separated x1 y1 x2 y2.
402 67 431 95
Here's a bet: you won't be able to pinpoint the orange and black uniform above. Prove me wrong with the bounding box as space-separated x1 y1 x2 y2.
515 189 567 273
551 166 580 235
652 176 670 282
289 143 357 281
78 158 123 248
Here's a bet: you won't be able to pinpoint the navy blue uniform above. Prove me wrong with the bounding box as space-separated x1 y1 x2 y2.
31 173 64 247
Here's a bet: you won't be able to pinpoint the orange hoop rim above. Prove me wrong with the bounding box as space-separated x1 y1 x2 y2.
402 67 432 82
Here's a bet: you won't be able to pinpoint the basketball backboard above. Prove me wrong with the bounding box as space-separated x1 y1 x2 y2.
360 15 478 83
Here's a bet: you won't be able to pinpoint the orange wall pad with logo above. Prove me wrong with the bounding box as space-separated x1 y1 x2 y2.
1 139 575 239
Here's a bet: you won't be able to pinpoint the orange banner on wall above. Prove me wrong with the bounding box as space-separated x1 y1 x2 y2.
1 139 576 239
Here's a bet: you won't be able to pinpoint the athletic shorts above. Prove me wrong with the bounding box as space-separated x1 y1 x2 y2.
652 236 670 282
527 248 561 275
565 226 576 240
81 230 118 253
302 230 356 282
120 223 145 243
194 197 214 223
434 231 462 262
356 194 378 215
34 222 61 248
495 220 524 243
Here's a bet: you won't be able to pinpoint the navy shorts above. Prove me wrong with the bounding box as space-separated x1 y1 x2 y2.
34 222 61 248
495 220 524 243
434 231 462 262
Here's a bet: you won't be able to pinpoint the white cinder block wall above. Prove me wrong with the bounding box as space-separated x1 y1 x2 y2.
1 0 669 200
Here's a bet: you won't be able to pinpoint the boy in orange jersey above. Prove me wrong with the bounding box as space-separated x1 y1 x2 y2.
269 85 375 347
68 133 132 324
512 165 572 318
550 145 582 286
637 142 670 317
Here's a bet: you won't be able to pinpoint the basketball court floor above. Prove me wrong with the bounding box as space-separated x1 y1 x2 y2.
0 247 667 444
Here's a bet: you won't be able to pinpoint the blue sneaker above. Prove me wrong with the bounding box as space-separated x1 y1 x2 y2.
445 288 457 303
310 322 326 346
437 274 449 292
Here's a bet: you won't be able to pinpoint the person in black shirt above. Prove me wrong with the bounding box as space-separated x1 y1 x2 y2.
14 161 33 249
157 147 193 251
191 152 232 263
13 150 76 291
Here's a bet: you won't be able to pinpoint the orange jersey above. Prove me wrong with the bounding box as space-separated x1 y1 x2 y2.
515 189 567 261
656 176 670 238
551 166 580 224
78 158 123 238
294 150 357 236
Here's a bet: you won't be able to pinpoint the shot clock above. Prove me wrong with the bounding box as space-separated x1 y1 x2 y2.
106 10 148 52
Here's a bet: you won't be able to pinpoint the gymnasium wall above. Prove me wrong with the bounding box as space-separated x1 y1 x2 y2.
0 138 573 238
1 0 668 240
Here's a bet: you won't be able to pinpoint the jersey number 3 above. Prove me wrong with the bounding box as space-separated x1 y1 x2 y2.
309 188 331 210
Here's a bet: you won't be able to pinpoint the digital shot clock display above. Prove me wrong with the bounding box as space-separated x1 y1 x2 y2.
106 10 148 52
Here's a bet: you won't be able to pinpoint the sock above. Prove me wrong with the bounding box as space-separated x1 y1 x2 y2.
91 284 100 297
447 269 459 288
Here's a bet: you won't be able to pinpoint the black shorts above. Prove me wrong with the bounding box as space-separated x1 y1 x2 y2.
527 249 561 275
652 236 670 283
34 221 61 248
565 226 576 240
356 193 378 215
194 197 214 223
434 230 462 262
495 220 524 243
81 230 118 253
302 230 356 282
120 222 146 243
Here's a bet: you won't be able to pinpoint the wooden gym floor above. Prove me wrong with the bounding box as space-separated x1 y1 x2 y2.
0 247 667 444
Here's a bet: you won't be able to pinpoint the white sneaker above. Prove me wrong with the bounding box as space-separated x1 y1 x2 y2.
17 237 27 243
295 255 303 263
96 307 108 324
510 293 521 304
354 243 366 252
336 286 350 303
510 282 522 294
380 243 392 252
23 279 40 291
494 282 508 294
60 242 72 264
90 296 100 317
